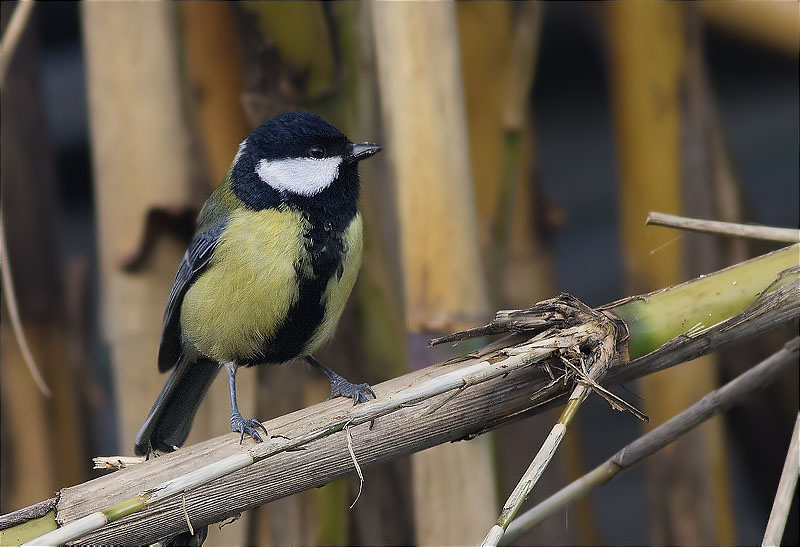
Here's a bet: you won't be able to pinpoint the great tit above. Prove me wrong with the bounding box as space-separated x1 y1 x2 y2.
134 111 381 455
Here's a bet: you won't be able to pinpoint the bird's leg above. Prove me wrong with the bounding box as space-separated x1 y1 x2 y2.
225 362 267 443
305 355 376 405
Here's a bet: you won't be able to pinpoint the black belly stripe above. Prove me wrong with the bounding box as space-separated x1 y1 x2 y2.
245 270 327 365
242 206 355 366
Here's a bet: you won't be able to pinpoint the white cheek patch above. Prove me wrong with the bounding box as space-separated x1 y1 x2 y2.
255 157 342 196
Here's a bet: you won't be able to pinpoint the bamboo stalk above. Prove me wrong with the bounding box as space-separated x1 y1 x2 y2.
606 244 799 360
1 5 90 512
11 251 800 544
371 0 489 333
482 314 617 547
608 3 729 540
460 248 797 545
457 4 591 543
492 3 542 293
12 316 800 544
371 2 495 544
24 452 253 546
180 2 250 183
679 11 737 542
0 219 51 397
482 385 588 547
23 329 568 545
762 411 800 547
82 0 197 454
0 500 56 545
502 338 800 545
0 0 34 85
647 212 800 243
433 244 799 357
701 2 799 57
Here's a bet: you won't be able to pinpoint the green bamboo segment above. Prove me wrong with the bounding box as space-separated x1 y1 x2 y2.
242 2 335 98
609 245 799 359
0 512 56 545
314 477 349 545
102 496 148 523
489 130 522 291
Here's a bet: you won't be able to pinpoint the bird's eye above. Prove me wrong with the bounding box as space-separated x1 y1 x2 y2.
308 146 325 159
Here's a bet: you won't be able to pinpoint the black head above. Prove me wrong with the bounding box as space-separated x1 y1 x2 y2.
230 111 381 213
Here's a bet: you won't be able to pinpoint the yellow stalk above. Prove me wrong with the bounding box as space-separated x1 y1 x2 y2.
609 244 799 359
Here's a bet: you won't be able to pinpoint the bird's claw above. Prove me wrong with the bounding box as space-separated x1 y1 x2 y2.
230 413 267 444
328 377 376 405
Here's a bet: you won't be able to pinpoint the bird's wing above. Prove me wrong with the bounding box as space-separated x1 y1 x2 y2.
157 221 226 372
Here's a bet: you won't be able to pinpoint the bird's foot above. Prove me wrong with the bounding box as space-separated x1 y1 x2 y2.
230 413 267 444
328 374 376 405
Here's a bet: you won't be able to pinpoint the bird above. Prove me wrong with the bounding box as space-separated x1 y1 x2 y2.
134 111 381 455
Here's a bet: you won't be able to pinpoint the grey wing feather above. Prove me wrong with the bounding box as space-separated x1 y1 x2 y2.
157 222 226 372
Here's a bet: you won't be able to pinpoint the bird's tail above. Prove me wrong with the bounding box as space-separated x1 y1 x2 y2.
134 358 221 455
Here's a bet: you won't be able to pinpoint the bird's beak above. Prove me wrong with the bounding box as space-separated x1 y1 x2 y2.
347 143 382 164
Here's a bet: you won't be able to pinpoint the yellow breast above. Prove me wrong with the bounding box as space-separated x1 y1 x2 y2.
179 207 363 364
180 206 306 362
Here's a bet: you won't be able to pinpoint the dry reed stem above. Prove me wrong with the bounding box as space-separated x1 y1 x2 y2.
14 281 799 545
482 305 620 546
344 422 364 509
23 296 618 546
0 0 35 85
180 493 194 536
0 217 51 397
647 212 800 243
606 271 799 385
762 411 800 547
502 337 799 544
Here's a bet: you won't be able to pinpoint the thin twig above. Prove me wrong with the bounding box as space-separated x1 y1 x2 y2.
0 218 51 397
647 211 800 243
344 422 364 509
762 410 800 547
0 0 35 86
482 384 590 547
180 493 194 536
489 1 542 293
502 337 799 545
482 320 617 547
558 355 647 422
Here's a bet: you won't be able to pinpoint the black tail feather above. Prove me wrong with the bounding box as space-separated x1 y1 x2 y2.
134 359 221 455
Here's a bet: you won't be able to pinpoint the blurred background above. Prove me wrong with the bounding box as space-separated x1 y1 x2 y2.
1 2 797 545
